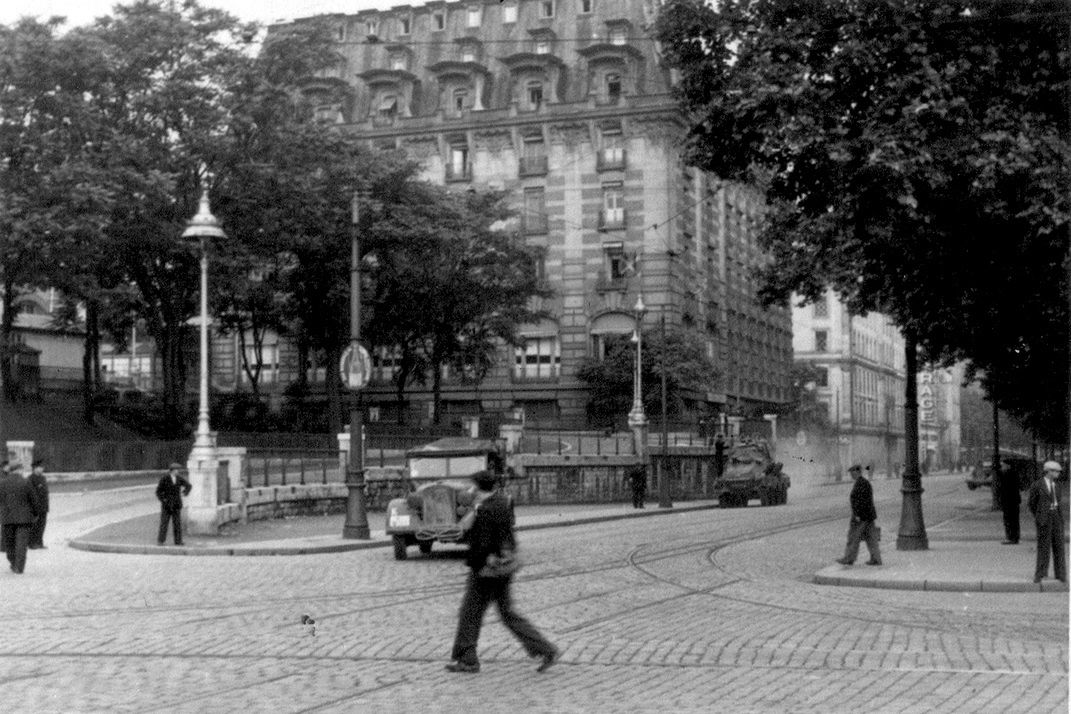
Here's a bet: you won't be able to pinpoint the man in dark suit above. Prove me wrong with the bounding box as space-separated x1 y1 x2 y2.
447 470 558 674
627 464 647 509
1027 461 1066 583
0 462 43 573
28 459 49 549
998 462 1021 545
156 462 192 546
836 464 882 566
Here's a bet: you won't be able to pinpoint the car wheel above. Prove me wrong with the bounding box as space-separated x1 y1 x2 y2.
734 494 748 508
392 535 408 560
967 483 977 490
760 490 770 507
719 494 732 509
418 540 433 555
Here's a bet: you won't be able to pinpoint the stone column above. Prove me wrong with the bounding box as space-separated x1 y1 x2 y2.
185 432 220 535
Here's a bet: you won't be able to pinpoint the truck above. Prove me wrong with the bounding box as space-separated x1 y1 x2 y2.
384 437 510 560
714 440 790 508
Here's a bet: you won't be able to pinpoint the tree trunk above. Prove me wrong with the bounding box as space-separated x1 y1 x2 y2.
431 359 443 426
82 299 100 425
0 282 17 403
394 365 410 425
156 323 188 438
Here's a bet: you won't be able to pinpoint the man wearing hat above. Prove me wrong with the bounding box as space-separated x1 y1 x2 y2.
836 464 882 566
1027 461 1066 583
27 459 49 549
446 469 558 674
0 462 43 573
156 462 192 546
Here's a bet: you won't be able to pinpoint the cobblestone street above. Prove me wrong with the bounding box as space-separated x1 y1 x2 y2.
2 478 1066 713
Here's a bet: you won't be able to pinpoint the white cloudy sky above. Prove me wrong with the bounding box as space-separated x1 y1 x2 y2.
0 0 387 29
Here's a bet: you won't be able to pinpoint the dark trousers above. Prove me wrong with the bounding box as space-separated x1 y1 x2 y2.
451 571 555 666
29 512 47 547
2 523 31 573
842 519 881 564
1001 502 1020 543
1034 511 1067 581
631 487 646 509
158 509 184 545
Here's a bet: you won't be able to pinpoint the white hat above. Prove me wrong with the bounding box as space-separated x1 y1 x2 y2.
1043 460 1062 473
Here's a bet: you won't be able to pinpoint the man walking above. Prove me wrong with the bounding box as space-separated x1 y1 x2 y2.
447 470 558 674
998 462 1021 545
836 464 882 566
28 459 49 549
1027 461 1066 583
0 462 43 573
156 462 192 546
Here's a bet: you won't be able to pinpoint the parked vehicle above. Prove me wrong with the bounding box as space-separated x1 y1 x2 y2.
966 454 1039 491
714 440 790 508
385 437 508 560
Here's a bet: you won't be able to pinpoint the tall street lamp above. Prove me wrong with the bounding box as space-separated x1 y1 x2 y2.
182 185 226 535
342 190 371 540
629 294 647 429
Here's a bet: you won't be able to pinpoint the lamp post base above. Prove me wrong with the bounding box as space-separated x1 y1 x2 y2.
186 433 220 535
342 410 371 540
896 474 929 551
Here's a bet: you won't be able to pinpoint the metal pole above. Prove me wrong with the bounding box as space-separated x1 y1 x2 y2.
343 192 370 539
896 331 928 550
659 312 672 508
991 386 1001 512
194 236 212 449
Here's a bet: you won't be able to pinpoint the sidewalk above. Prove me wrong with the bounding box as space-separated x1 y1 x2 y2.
67 485 1069 594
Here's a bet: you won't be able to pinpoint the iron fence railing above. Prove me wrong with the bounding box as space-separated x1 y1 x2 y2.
243 448 344 488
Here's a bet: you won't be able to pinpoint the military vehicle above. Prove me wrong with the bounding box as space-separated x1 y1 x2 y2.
714 440 789 508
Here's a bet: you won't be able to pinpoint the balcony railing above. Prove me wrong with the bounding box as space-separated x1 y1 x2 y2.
523 214 548 234
598 208 627 230
445 163 472 182
597 148 627 171
518 155 548 176
595 269 627 292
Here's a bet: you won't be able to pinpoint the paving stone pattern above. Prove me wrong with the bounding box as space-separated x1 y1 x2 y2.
0 480 1065 713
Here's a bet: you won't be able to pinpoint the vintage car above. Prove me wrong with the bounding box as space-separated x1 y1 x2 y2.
385 437 507 560
966 454 1040 491
714 440 790 508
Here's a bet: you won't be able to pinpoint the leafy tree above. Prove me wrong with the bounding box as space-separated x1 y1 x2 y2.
655 0 1069 445
363 184 550 425
577 325 720 429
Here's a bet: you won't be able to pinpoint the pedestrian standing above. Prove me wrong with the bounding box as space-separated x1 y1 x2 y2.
627 464 647 509
447 470 558 674
0 460 7 553
156 462 192 546
714 433 726 479
28 459 49 549
1027 461 1066 583
0 463 43 574
836 464 882 566
998 462 1021 545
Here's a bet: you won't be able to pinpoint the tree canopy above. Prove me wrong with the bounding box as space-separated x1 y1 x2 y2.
656 0 1070 443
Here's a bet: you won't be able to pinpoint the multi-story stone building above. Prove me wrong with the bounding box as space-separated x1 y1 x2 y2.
792 289 906 474
263 0 792 427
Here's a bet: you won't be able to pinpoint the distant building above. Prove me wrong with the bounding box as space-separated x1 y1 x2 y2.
917 362 964 471
263 0 792 427
0 289 83 396
792 289 906 474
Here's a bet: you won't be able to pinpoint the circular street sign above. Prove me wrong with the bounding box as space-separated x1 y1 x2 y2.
340 342 372 391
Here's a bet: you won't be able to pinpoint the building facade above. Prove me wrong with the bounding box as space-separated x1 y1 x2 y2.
917 362 964 471
792 289 906 474
262 0 793 427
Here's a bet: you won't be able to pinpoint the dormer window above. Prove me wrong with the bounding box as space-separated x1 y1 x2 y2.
580 0 593 13
453 88 469 114
399 15 411 35
467 6 482 27
503 3 518 23
336 24 346 41
606 72 621 102
526 81 544 111
378 95 398 118
540 0 555 18
365 17 379 38
433 11 445 31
